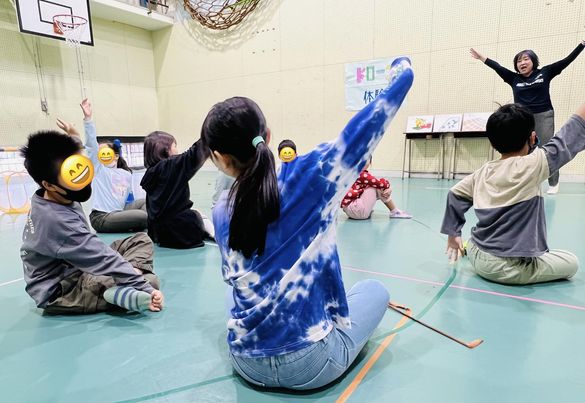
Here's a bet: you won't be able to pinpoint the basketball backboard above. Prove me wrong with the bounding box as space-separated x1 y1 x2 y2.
15 0 94 46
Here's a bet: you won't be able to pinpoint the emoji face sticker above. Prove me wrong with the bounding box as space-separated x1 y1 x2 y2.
60 154 94 190
279 147 297 163
98 147 115 165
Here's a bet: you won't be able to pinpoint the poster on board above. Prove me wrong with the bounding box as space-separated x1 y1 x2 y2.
462 113 491 132
433 114 463 132
344 57 406 110
405 115 434 133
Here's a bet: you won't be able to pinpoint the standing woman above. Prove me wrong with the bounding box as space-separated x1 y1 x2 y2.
470 41 585 194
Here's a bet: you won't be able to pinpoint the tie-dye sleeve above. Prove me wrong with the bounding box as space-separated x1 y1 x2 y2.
318 57 414 192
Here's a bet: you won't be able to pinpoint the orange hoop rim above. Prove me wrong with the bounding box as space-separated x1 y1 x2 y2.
53 14 88 29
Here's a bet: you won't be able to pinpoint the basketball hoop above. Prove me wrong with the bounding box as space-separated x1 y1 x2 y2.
53 14 88 47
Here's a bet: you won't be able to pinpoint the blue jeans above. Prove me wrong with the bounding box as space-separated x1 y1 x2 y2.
227 279 390 390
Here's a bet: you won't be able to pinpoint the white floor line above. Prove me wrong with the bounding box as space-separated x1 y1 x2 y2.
0 278 23 287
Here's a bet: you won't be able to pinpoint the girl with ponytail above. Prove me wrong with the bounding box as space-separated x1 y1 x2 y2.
204 57 414 391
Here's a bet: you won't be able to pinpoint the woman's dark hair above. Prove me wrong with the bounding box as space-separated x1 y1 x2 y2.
277 139 297 153
20 130 82 187
107 139 132 173
486 103 535 153
143 131 176 168
202 97 280 258
513 50 539 73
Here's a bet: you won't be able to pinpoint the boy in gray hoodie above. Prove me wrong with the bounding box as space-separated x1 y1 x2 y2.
20 130 164 314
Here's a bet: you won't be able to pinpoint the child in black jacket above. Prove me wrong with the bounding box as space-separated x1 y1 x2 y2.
141 131 212 249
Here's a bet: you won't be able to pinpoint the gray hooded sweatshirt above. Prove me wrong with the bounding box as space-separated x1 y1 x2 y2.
21 190 154 308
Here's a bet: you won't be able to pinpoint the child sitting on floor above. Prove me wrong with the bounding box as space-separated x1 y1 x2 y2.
20 130 163 314
203 57 413 390
441 103 585 284
141 131 213 248
57 99 147 233
341 157 412 220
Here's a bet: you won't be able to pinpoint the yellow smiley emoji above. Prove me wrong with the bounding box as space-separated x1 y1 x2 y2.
279 147 297 163
98 147 115 165
60 154 94 190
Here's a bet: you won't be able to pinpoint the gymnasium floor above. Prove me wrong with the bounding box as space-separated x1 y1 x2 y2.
1 172 584 403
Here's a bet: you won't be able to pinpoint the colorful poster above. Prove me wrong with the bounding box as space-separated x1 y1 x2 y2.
344 57 406 110
433 114 463 132
462 113 491 132
405 115 434 133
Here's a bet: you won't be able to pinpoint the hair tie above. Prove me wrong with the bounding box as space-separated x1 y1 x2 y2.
252 136 265 148
113 139 122 155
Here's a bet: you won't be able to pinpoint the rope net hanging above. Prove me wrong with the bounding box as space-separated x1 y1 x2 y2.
183 0 261 30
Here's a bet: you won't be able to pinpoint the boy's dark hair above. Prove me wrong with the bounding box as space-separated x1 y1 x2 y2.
143 131 176 168
486 104 535 154
277 139 297 153
513 50 539 72
20 130 83 187
202 96 280 258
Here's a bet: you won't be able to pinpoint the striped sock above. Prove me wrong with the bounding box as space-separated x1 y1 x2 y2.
103 287 151 312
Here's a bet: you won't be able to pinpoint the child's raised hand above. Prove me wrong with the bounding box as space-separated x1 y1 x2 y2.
446 235 464 264
149 290 164 312
80 98 92 120
56 118 80 137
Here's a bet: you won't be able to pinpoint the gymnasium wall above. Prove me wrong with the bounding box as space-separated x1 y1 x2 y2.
0 1 159 147
153 0 585 178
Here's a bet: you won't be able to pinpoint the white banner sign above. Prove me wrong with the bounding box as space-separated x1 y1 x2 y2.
344 57 403 111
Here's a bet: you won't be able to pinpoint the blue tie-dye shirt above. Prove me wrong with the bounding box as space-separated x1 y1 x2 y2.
213 57 414 357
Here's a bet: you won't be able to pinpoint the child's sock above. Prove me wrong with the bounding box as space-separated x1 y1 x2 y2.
103 287 151 312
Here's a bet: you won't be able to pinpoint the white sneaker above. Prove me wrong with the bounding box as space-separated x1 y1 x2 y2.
547 184 559 194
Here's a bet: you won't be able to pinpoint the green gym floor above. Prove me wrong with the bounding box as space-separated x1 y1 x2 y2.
1 172 584 403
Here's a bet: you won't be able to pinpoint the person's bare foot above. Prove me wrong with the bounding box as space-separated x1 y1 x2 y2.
149 290 164 312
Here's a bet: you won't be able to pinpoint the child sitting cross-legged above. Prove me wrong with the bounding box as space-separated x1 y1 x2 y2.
20 130 163 314
441 103 585 284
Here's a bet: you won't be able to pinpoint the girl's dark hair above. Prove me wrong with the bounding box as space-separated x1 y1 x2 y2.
202 97 280 258
143 131 176 168
107 139 132 173
513 50 539 72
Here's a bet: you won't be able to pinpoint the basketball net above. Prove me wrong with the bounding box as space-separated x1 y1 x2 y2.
53 14 88 47
52 14 88 99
